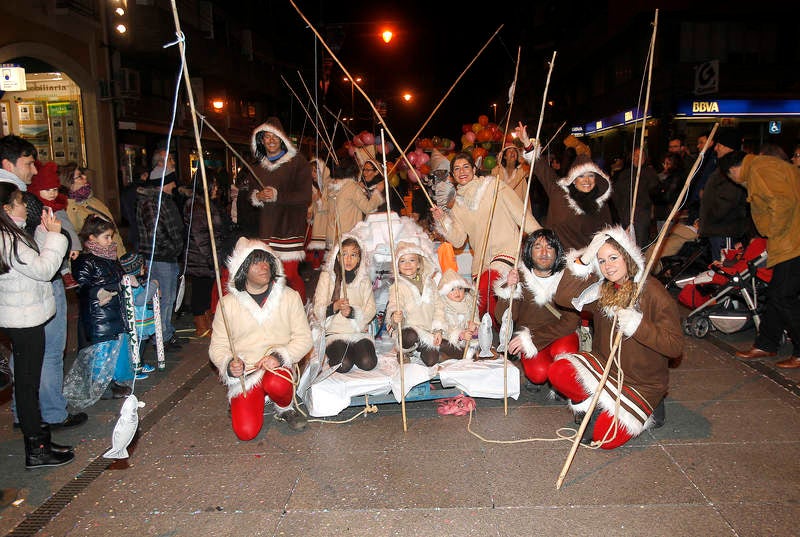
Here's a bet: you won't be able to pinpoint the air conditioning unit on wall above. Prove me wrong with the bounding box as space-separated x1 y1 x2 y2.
117 68 141 97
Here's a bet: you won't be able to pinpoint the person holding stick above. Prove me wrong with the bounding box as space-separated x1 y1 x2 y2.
493 229 580 385
312 234 378 373
430 152 540 324
549 226 682 449
516 123 614 251
208 238 312 440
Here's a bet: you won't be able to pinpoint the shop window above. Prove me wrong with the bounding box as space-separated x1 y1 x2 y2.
1 71 86 165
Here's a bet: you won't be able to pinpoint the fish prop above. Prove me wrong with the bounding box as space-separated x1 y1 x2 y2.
477 312 495 358
103 394 145 459
496 308 513 353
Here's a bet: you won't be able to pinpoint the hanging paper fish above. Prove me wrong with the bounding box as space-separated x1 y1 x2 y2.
103 394 145 459
496 308 513 353
477 312 495 358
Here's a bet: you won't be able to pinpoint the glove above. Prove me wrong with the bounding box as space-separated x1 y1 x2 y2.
616 307 643 337
97 288 118 306
580 232 609 266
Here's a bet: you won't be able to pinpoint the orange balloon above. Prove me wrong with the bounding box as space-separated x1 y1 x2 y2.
471 147 488 160
418 163 431 175
476 129 492 143
478 115 489 127
472 123 483 133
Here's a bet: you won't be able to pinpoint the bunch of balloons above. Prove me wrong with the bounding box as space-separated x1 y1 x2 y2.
343 130 396 157
459 114 516 170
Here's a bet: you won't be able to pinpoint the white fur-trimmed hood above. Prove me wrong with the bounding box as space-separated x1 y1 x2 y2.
557 156 612 215
251 120 297 170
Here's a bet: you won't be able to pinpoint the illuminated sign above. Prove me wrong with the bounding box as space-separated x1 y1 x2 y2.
579 108 649 135
677 100 800 116
1 66 26 91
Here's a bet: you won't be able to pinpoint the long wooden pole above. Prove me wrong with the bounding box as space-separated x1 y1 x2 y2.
501 50 557 414
380 130 407 431
556 123 719 489
281 74 337 161
389 25 504 176
167 0 245 396
288 0 435 210
629 9 659 231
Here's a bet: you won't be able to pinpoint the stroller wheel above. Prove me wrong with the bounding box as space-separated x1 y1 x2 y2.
682 318 693 336
691 316 711 338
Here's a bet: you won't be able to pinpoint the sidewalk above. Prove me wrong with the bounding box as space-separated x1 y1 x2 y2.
1 307 799 536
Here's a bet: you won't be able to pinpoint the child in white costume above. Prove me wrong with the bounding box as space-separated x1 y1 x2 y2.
312 234 377 372
433 269 480 361
387 240 441 366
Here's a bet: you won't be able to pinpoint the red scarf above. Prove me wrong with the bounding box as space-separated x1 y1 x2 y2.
37 193 68 212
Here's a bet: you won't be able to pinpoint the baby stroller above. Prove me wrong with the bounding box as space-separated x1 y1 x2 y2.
675 238 772 338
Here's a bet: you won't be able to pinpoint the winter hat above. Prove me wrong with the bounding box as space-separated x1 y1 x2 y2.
30 161 60 192
120 252 144 275
438 268 472 296
715 128 742 152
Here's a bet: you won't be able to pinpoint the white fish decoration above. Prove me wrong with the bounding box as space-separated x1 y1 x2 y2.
496 308 513 353
478 312 495 358
103 394 145 459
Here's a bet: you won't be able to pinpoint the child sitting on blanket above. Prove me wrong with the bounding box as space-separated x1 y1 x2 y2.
387 240 441 366
432 269 479 361
312 235 378 372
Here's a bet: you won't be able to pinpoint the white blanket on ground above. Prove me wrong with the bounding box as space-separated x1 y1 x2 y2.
301 337 520 418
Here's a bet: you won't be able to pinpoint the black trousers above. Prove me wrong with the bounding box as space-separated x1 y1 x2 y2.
3 324 45 437
755 255 800 355
190 276 214 316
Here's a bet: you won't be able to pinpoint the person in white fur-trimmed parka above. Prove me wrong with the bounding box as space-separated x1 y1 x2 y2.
432 269 480 361
208 237 312 441
386 239 442 366
312 233 378 373
244 117 312 303
550 226 683 449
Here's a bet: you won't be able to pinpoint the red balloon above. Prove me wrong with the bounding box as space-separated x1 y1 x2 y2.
476 129 492 143
462 123 473 134
464 131 476 144
478 115 489 127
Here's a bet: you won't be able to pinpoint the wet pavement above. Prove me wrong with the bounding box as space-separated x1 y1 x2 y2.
1 286 799 537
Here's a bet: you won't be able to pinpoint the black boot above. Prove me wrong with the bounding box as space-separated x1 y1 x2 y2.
40 425 73 454
25 431 75 469
652 398 666 429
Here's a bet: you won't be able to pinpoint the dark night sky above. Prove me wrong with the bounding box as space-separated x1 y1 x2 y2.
273 1 545 146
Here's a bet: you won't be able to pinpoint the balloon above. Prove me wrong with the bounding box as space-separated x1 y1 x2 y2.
418 163 431 176
462 123 473 134
440 137 451 149
431 136 441 148
505 133 516 144
416 150 430 165
407 168 420 183
478 115 489 127
476 129 491 143
481 141 493 150
472 123 483 133
407 151 418 166
384 142 395 154
359 131 375 146
483 155 497 170
389 173 400 188
464 131 476 143
471 147 488 161
492 129 504 142
352 135 364 147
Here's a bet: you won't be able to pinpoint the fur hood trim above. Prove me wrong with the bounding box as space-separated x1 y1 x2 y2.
224 237 288 324
518 264 563 306
321 233 371 284
584 226 646 284
438 268 473 296
557 157 612 215
251 119 297 170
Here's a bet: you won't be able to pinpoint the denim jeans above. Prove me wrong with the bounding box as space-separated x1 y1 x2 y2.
149 261 179 342
11 279 68 424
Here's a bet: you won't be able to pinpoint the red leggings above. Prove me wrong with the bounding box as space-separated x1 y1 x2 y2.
476 268 502 327
548 357 640 449
229 367 294 441
520 333 579 384
282 260 306 304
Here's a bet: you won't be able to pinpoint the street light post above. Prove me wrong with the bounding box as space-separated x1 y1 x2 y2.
343 75 362 129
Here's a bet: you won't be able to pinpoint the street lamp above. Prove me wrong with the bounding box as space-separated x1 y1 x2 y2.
343 75 363 126
491 103 497 123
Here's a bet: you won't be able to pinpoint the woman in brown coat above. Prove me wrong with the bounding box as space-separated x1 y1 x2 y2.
549 226 683 449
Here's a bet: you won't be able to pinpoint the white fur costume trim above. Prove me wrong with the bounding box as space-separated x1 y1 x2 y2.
515 327 538 358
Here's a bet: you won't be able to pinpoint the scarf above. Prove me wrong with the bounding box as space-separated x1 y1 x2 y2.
69 184 93 202
567 183 601 214
38 193 68 212
85 240 118 260
267 150 287 162
401 271 424 294
331 266 357 303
